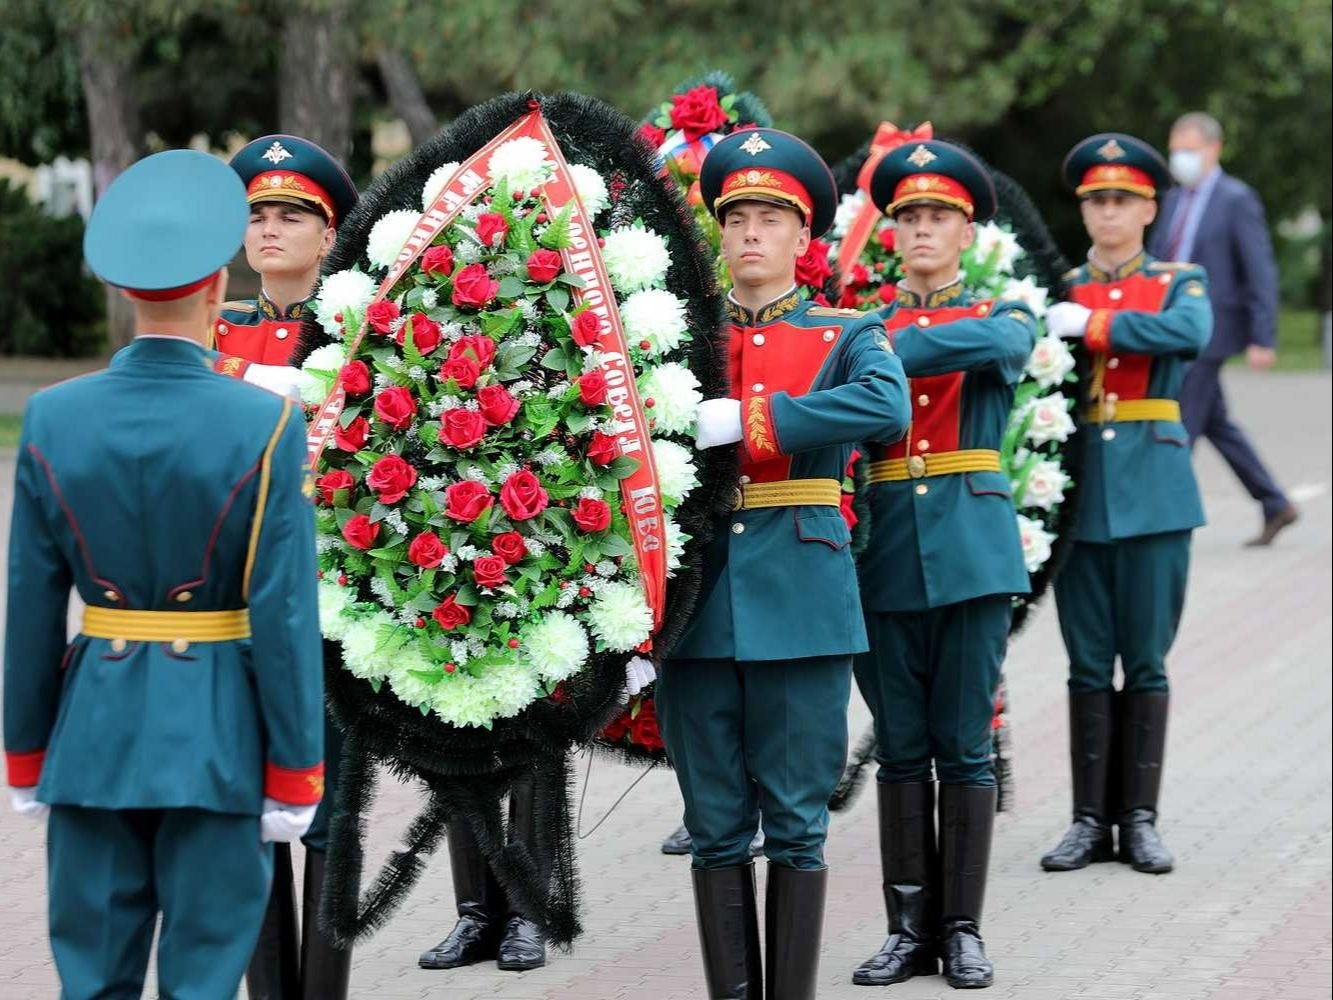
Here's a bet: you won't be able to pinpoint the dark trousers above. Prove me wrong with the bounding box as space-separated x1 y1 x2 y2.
855 595 1010 786
1181 360 1287 517
1054 532 1191 694
657 655 852 870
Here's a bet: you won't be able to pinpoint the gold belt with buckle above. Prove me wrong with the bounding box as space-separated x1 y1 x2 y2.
1084 398 1181 424
731 478 842 511
868 449 1003 483
82 607 252 647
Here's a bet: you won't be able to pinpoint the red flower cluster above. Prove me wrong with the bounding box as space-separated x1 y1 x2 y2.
669 85 730 143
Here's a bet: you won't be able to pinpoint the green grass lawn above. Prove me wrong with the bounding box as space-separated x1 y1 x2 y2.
0 414 20 448
1267 308 1328 371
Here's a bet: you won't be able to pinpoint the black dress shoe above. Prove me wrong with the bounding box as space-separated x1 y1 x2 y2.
1041 816 1115 871
853 932 938 986
941 919 993 989
1118 809 1174 874
1246 503 1298 546
496 915 547 971
662 823 693 855
418 914 501 969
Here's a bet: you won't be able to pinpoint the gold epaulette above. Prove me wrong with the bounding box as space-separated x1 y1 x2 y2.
220 299 258 314
1062 267 1083 283
1146 261 1193 272
806 306 864 318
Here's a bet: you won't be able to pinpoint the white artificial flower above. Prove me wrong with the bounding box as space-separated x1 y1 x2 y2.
422 162 461 211
1000 275 1050 319
620 288 690 356
317 579 354 640
587 580 653 652
314 269 376 337
664 516 687 575
302 343 347 375
831 191 868 240
639 362 703 436
1023 392 1075 446
340 618 386 680
601 226 671 293
385 649 439 710
297 343 346 405
366 209 422 270
431 675 500 729
1016 513 1055 573
524 611 590 682
569 163 610 216
1025 335 1076 389
479 661 543 719
973 223 1023 274
487 136 552 192
1017 458 1070 511
652 437 700 506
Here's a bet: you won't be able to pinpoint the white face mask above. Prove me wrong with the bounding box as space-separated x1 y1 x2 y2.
1169 149 1206 187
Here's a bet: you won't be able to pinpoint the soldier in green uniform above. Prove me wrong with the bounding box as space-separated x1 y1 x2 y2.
1040 134 1211 877
654 127 911 1000
853 140 1037 989
3 149 326 1000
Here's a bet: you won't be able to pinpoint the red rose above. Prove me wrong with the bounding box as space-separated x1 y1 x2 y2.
339 360 371 396
472 554 509 589
421 244 455 278
491 531 527 565
315 469 355 506
629 698 664 750
440 408 488 450
432 594 471 631
366 299 400 334
849 263 872 289
571 310 602 348
837 284 861 309
374 386 417 430
407 530 449 569
341 513 380 551
795 239 834 289
812 292 831 307
398 313 442 356
878 283 897 305
877 226 897 252
365 454 417 504
600 708 632 742
449 335 496 370
499 470 549 522
475 212 509 249
526 248 562 284
586 431 618 467
669 84 729 142
439 356 480 389
333 416 370 452
451 263 500 309
578 370 609 407
840 492 859 531
444 480 493 522
638 123 668 149
477 385 520 427
572 497 612 533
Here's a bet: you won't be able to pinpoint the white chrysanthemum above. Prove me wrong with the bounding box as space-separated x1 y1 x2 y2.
1016 513 1056 573
314 269 376 337
479 661 543 719
973 223 1023 275
317 579 354 640
1017 458 1070 512
640 362 703 436
524 611 589 683
301 342 346 378
569 163 610 216
620 288 689 356
385 650 440 709
587 581 652 652
421 162 461 211
1023 392 1076 446
366 209 421 269
431 676 500 729
340 618 386 680
652 437 699 506
664 517 687 574
487 136 552 191
602 226 671 293
1025 335 1076 389
999 275 1050 318
832 191 868 239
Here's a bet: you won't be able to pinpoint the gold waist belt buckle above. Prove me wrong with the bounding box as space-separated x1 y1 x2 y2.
1085 398 1181 424
868 449 1003 483
82 606 252 654
731 478 842 511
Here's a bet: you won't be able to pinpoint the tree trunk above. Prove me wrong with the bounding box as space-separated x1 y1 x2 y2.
76 20 144 354
280 0 354 162
376 49 438 145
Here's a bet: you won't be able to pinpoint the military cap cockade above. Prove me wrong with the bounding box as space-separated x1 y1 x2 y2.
699 127 839 238
83 149 247 300
1062 133 1170 200
870 139 997 222
230 134 358 226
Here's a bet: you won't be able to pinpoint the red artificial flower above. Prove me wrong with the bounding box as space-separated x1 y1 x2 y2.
837 284 861 309
499 470 549 522
629 698 664 750
577 370 609 407
440 408 489 450
366 299 400 334
812 292 831 307
398 313 442 356
333 415 370 452
669 85 729 142
432 594 471 630
637 123 668 149
572 497 612 533
365 454 418 504
477 384 520 427
338 360 371 396
373 386 417 430
849 263 872 289
491 531 527 565
571 310 602 347
440 356 481 389
586 431 618 467
450 335 496 370
475 212 510 249
421 244 455 278
472 554 509 589
407 530 449 569
526 248 562 283
877 283 897 305
600 709 632 742
315 469 354 506
341 513 379 551
444 480 494 522
840 492 859 531
795 239 834 289
877 226 897 252
451 263 499 309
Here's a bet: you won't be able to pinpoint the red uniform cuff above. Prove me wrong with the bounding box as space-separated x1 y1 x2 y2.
1084 310 1114 353
741 393 781 462
214 355 252 379
6 749 45 787
264 761 325 805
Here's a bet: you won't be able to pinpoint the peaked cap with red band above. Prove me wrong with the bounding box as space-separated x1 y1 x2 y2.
230 134 358 226
1062 132 1169 200
870 139 997 222
699 127 838 238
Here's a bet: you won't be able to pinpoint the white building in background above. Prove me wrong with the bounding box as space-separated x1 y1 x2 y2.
32 156 94 220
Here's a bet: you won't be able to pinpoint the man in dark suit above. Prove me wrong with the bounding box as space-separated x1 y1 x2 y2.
1148 112 1298 546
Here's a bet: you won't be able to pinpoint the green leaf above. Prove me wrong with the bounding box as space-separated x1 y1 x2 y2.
495 341 537 377
546 286 570 313
557 272 587 288
497 275 526 299
600 533 633 558
408 667 445 684
541 347 568 371
538 201 576 250
605 455 642 480
456 583 480 606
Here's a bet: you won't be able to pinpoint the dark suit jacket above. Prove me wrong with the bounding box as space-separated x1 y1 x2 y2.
1148 171 1279 361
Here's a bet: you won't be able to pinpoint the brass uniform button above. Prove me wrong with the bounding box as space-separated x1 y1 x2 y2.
916 439 930 451
917 394 930 406
914 483 929 496
916 315 931 327
175 591 193 603
1109 288 1124 301
1102 428 1117 441
907 456 927 478
103 589 118 602
732 522 745 535
752 334 765 346
110 638 127 654
1108 357 1120 369
171 639 189 654
276 328 290 340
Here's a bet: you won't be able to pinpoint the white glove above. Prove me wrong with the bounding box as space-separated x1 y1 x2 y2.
1045 301 1092 340
625 655 657 696
694 398 743 449
244 363 305 402
260 798 319 843
10 786 49 821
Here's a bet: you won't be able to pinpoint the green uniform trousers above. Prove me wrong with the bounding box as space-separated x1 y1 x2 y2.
657 655 852 870
855 595 1010 786
47 805 271 1000
1054 531 1191 694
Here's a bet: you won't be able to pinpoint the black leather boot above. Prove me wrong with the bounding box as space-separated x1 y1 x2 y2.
245 842 301 1000
497 774 548 971
300 850 352 999
765 865 827 1000
692 863 763 999
853 781 939 986
663 822 694 855
939 785 996 989
1117 692 1174 874
1042 692 1117 871
418 820 503 969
